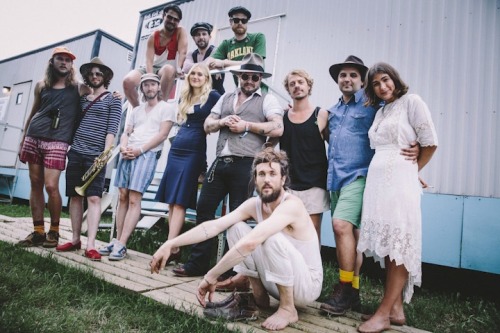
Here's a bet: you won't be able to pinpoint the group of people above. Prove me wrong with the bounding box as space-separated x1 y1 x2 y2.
16 4 438 333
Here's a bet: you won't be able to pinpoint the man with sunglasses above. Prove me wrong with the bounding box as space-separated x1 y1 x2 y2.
207 6 266 88
123 4 188 107
172 53 283 284
57 58 121 261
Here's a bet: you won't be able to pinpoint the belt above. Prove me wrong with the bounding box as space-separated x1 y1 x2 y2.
218 155 252 163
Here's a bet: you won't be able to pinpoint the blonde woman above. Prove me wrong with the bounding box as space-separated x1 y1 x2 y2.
156 64 221 263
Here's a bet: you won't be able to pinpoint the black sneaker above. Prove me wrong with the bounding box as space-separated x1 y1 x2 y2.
351 288 362 312
17 232 46 247
42 230 59 248
320 283 355 315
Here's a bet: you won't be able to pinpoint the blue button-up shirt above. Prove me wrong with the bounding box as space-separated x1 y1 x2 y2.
327 89 377 191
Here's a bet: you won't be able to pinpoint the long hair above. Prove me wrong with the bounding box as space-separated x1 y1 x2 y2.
251 147 290 190
81 65 113 89
283 69 314 95
364 62 409 107
177 64 212 124
43 57 77 88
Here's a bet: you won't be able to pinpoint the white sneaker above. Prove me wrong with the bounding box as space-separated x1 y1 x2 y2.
109 241 127 261
98 238 117 256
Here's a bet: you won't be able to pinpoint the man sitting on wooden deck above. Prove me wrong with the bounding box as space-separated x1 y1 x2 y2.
150 148 323 330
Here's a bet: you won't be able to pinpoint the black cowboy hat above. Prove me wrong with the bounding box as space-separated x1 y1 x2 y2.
329 55 368 83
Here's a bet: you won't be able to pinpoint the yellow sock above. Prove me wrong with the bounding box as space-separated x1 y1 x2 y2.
49 221 59 233
34 225 44 235
339 269 354 284
352 275 360 290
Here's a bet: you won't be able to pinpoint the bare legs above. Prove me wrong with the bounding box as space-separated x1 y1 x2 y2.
115 188 143 246
68 195 101 249
167 204 186 254
28 164 62 224
310 213 322 243
358 257 408 333
249 277 299 331
333 218 359 273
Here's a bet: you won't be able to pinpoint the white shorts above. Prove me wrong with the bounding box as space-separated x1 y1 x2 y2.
287 187 330 214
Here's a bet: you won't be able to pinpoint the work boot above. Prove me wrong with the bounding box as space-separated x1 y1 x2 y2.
320 282 355 315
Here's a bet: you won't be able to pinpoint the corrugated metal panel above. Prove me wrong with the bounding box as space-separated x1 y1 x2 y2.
136 0 499 198
97 36 134 93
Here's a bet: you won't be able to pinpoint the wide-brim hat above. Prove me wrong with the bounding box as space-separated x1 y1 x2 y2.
329 55 368 83
52 46 76 60
190 22 213 36
140 73 161 85
80 57 113 80
230 53 272 78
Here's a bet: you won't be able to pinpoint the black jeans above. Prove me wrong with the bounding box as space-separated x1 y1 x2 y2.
183 156 254 275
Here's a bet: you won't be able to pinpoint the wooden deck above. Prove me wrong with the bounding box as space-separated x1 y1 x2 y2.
0 215 430 333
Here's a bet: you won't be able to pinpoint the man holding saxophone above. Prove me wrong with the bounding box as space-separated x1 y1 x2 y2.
56 58 122 261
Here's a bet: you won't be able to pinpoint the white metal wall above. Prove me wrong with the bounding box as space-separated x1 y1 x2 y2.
137 0 500 198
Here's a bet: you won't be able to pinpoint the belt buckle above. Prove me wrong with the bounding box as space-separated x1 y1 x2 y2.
223 157 233 163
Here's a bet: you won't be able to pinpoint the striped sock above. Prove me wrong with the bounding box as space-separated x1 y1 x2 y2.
49 220 59 233
34 220 44 235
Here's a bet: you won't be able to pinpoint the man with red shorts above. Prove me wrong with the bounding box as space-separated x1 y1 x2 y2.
18 46 91 248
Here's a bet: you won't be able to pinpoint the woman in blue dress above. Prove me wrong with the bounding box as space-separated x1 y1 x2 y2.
156 63 221 262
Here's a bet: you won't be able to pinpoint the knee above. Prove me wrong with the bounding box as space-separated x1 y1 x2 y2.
160 65 175 79
261 233 287 254
123 75 138 91
87 196 100 206
333 218 352 236
227 222 252 243
44 182 60 196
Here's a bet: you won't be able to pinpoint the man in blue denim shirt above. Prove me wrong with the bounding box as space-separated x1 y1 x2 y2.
321 56 419 316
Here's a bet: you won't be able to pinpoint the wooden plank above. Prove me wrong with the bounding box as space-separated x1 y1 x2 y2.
136 215 161 229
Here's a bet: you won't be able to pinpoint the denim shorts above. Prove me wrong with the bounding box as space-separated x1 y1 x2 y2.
114 150 158 194
65 150 106 197
330 177 366 228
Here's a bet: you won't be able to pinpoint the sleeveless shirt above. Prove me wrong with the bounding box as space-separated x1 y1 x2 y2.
280 107 327 190
26 85 81 143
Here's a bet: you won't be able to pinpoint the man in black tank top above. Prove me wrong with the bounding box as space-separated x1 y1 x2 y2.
278 69 330 240
18 46 91 249
182 22 225 95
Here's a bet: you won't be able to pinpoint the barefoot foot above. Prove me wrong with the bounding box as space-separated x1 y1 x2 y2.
262 307 298 331
358 314 391 333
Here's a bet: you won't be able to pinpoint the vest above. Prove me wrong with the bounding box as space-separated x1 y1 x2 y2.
216 91 267 157
154 29 178 59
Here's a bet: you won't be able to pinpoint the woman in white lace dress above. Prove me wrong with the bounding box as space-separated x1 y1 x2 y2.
357 63 438 333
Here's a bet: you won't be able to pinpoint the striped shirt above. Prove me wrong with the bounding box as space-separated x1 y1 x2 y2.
72 93 122 155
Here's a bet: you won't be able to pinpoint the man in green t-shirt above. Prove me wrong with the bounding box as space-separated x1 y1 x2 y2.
207 6 267 89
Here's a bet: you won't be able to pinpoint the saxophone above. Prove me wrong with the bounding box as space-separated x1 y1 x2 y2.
75 145 117 196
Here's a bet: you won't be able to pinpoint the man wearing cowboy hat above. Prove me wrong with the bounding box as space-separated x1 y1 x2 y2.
99 73 176 261
321 56 419 316
183 22 225 95
56 58 122 261
172 53 283 282
18 46 92 248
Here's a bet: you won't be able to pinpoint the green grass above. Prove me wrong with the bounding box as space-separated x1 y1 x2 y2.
0 241 236 333
1 202 500 332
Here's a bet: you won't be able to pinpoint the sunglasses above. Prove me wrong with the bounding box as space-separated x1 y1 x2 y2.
231 17 248 24
89 71 104 77
166 14 180 22
240 73 261 82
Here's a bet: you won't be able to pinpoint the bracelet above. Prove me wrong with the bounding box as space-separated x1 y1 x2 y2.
240 122 249 138
203 276 215 286
139 146 144 155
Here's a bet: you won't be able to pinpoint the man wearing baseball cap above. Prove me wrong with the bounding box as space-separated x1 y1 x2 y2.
99 73 176 261
183 22 225 95
18 46 92 248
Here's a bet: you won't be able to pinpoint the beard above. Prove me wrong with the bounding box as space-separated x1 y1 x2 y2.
196 40 208 49
240 84 259 96
144 91 159 100
257 186 281 203
88 81 104 89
